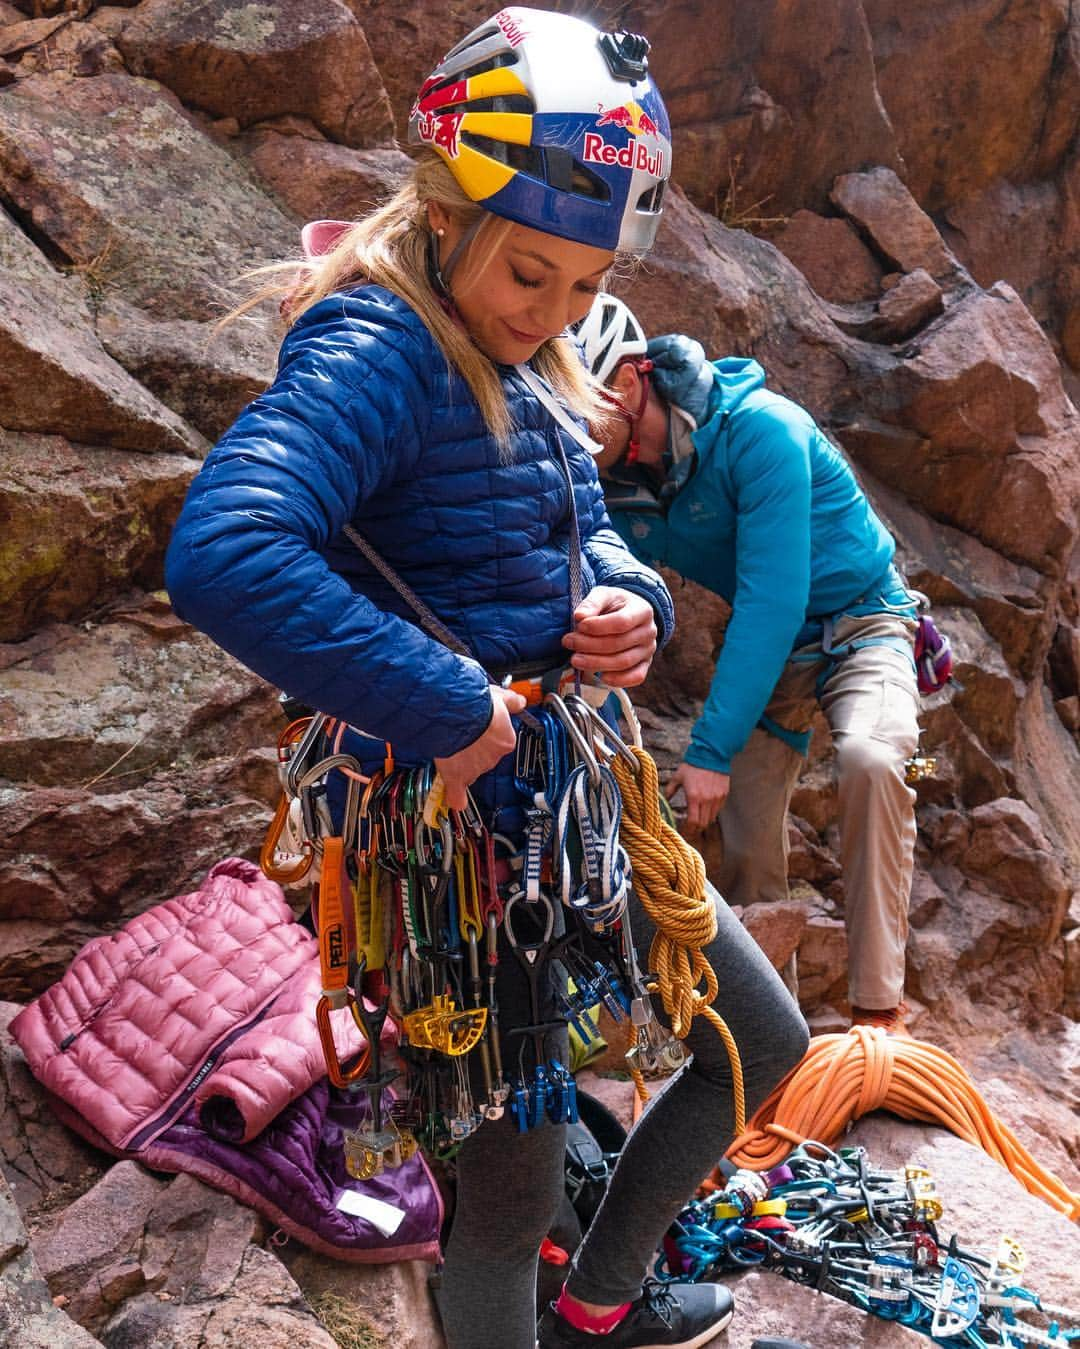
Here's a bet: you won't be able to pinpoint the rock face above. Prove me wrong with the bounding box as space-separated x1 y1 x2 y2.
32 1164 339 1346
1 3 1079 1346
0 435 201 642
0 71 296 321
0 210 203 456
0 1002 106 1217
0 1170 104 1348
115 0 395 148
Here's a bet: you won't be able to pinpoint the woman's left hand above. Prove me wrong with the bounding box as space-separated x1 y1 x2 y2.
562 586 658 687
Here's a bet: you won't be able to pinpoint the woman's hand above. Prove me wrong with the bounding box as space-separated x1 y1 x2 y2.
435 685 527 810
562 586 658 688
665 762 730 833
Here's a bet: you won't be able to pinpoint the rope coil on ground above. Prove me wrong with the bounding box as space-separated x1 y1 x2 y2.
611 746 746 1133
724 1025 1080 1221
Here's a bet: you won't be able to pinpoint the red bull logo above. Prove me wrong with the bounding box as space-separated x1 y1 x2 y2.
495 9 528 47
583 133 666 177
594 101 661 138
596 104 635 131
412 76 466 121
416 110 465 159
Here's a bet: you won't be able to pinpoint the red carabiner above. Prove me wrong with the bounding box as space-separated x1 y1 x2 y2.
477 825 503 923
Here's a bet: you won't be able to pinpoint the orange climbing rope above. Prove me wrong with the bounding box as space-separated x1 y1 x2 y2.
721 1025 1079 1221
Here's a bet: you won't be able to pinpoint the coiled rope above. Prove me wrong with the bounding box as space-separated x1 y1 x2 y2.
723 1025 1080 1220
611 746 746 1133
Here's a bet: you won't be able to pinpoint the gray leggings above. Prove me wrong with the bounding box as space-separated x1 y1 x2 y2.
437 884 809 1349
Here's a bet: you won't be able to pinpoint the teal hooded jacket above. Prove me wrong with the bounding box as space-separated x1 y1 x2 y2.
604 357 897 773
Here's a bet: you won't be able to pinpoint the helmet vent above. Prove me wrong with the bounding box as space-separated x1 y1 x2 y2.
457 95 535 115
568 160 612 203
461 131 546 182
635 180 666 214
545 147 611 202
443 24 502 62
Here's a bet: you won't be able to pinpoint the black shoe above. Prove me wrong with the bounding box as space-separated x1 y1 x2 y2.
538 1280 734 1349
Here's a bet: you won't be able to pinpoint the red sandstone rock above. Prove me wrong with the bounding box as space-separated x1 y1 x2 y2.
831 167 958 278
0 436 202 642
874 267 945 339
943 179 1061 331
347 0 491 136
0 15 70 56
10 15 123 78
0 1002 106 1217
835 286 1079 571
0 1170 103 1348
32 1166 338 1345
862 0 1076 208
739 898 809 972
0 212 203 456
281 1247 445 1349
0 605 281 783
242 133 412 225
95 296 277 442
0 73 297 321
610 0 900 217
869 474 1048 680
768 209 883 302
116 0 393 148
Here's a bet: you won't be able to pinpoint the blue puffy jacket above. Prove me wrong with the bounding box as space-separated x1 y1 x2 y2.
603 356 898 774
165 285 674 775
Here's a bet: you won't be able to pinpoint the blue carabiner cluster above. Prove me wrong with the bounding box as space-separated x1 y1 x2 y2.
652 1142 1080 1348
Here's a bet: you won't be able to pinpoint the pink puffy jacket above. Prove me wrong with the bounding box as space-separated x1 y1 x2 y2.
11 857 372 1150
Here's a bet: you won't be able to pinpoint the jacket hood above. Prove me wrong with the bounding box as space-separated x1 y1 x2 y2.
664 357 768 492
709 356 767 419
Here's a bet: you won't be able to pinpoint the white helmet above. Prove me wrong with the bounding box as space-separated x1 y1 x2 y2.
408 8 671 255
575 294 648 384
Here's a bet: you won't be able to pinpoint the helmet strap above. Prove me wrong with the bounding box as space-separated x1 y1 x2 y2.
430 216 483 297
602 358 653 466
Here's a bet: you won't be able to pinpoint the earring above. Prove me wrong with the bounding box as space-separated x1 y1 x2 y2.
436 228 445 237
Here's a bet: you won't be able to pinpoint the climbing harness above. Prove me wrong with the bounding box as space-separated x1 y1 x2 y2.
262 692 699 1161
655 1141 1080 1347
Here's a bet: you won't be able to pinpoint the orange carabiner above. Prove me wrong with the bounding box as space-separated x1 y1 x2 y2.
260 793 313 884
315 991 372 1088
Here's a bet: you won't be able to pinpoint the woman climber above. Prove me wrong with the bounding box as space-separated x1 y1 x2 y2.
165 9 808 1348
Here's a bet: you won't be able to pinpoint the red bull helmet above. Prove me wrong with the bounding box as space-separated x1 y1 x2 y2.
575 293 647 384
408 7 671 256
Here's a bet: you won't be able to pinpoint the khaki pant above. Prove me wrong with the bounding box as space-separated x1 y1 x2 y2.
715 611 920 1008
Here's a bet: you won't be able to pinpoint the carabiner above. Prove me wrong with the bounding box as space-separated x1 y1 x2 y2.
563 693 640 774
543 693 602 787
315 990 372 1088
260 793 314 883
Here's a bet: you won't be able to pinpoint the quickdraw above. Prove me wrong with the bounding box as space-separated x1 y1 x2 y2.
263 689 686 1162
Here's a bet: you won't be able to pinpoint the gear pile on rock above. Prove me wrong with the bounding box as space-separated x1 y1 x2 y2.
658 1142 1080 1346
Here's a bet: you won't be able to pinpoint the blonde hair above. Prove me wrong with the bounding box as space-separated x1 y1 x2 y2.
236 154 614 448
